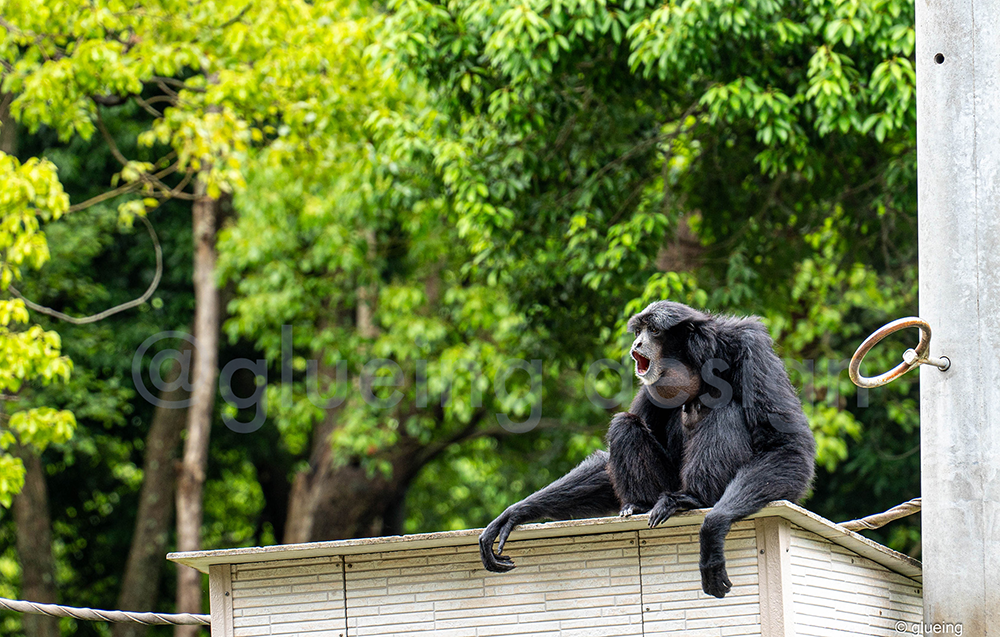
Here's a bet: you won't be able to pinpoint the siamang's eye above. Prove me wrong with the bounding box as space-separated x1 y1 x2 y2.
648 327 660 336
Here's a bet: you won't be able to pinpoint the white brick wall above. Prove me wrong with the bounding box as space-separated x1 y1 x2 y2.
640 521 761 636
231 556 346 637
346 530 643 637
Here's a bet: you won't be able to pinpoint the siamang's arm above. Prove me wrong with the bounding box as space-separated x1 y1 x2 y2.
479 450 620 572
699 444 814 597
695 323 815 598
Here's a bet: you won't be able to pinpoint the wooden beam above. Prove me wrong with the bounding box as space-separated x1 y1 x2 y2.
208 564 234 637
756 517 794 637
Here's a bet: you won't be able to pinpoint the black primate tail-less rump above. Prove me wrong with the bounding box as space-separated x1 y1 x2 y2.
479 301 815 598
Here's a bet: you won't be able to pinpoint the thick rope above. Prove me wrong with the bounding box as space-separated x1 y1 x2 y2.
839 497 922 531
0 597 209 625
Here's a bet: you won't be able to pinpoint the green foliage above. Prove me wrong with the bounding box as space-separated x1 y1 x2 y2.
0 152 76 506
2 0 377 211
375 0 918 479
189 0 926 548
0 153 68 285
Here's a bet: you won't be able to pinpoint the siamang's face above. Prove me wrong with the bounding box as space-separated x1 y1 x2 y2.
627 302 706 405
629 321 702 407
630 324 668 385
629 323 694 378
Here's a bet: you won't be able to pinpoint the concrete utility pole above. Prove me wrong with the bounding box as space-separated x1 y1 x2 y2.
916 0 1000 633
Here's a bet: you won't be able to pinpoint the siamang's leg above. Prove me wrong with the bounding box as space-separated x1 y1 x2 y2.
606 412 678 517
479 450 619 572
699 446 813 598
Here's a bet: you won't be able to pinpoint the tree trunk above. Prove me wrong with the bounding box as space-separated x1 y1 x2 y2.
284 425 425 542
356 228 379 339
656 212 704 272
1 92 16 156
112 348 190 637
175 180 220 637
14 448 60 637
284 240 390 542
310 463 407 540
283 417 337 544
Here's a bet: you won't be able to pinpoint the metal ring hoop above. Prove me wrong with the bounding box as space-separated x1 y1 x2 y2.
848 317 932 388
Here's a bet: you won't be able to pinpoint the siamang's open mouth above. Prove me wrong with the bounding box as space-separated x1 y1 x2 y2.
632 350 650 375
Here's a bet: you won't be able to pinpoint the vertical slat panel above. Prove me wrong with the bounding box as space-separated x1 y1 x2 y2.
208 564 233 637
209 564 234 637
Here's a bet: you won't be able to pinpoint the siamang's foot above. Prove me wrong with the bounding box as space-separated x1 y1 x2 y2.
700 561 732 598
680 401 705 430
619 503 648 517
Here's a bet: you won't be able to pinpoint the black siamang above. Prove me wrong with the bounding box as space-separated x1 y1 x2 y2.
479 301 815 598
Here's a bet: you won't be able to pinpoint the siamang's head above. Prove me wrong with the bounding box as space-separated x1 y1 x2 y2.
626 302 713 402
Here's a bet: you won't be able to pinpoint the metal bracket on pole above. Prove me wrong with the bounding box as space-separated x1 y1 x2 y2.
848 317 951 389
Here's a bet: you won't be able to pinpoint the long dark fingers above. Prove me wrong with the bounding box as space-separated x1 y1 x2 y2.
700 562 732 598
496 520 516 555
648 499 676 528
479 523 502 570
494 552 515 567
648 507 671 528
483 546 515 573
483 553 514 572
479 513 520 572
480 539 515 573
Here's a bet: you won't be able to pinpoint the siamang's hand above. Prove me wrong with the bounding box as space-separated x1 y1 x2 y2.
648 492 702 528
700 559 732 598
479 507 519 573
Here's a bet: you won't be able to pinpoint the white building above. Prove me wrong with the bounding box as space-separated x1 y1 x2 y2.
169 501 922 637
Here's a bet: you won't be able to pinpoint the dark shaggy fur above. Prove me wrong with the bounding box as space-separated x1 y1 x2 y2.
479 301 815 598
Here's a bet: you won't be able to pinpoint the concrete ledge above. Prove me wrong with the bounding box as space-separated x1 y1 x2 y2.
169 501 921 582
